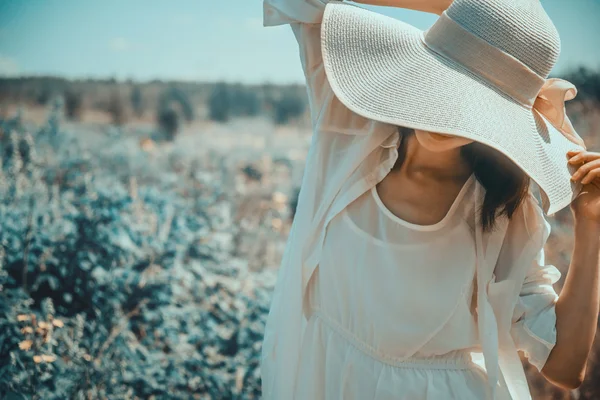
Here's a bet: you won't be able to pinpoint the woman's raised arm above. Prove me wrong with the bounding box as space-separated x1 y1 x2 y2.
352 0 453 15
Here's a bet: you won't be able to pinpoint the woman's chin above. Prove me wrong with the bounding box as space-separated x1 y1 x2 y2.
414 129 473 151
422 143 457 152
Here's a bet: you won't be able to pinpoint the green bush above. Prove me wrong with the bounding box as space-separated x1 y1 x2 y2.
0 113 270 399
208 83 231 123
271 91 306 125
63 90 83 121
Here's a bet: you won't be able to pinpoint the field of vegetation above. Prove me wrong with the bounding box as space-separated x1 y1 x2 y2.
0 69 599 399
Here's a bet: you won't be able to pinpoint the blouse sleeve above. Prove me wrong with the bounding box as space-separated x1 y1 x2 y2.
264 0 377 136
264 0 334 129
264 0 328 26
509 195 561 373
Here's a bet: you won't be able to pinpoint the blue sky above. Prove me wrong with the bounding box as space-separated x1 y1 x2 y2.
0 0 599 84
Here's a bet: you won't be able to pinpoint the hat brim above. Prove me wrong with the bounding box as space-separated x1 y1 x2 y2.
321 1 584 215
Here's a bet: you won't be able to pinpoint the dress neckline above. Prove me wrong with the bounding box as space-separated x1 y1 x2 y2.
371 173 475 232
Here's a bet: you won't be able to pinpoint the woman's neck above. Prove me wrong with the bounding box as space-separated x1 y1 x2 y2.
400 133 473 181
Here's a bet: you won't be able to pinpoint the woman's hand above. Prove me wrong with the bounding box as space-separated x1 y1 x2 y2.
351 0 453 15
568 149 600 224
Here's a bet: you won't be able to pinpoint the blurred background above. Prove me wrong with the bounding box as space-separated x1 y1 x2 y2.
0 0 599 399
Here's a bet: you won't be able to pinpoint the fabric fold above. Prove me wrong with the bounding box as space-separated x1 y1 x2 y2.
509 222 560 373
474 183 531 400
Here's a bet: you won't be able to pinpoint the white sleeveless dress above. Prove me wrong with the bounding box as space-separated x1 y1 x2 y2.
296 173 497 399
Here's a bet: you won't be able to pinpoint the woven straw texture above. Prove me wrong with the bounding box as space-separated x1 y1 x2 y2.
320 0 584 215
446 0 561 78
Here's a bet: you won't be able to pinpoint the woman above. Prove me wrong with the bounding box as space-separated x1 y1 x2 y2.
261 0 600 399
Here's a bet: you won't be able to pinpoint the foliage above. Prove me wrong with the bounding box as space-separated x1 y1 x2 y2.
157 106 180 141
63 90 83 121
34 84 53 106
208 82 231 123
154 87 195 140
0 111 275 399
229 84 261 117
208 82 305 124
130 86 144 118
107 89 127 126
3 70 599 399
559 66 600 105
0 77 310 126
159 87 195 123
269 91 306 125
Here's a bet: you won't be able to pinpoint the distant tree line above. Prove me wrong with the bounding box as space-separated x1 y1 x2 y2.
0 77 308 125
208 82 306 125
3 65 598 139
559 66 600 104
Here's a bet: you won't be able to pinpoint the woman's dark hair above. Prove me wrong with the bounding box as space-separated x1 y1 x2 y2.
393 127 531 232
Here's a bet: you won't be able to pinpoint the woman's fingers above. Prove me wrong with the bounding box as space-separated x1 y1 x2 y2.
582 169 600 185
571 158 600 181
568 150 600 165
568 151 600 184
571 158 600 182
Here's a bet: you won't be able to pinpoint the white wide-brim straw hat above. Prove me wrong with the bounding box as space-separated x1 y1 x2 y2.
321 0 588 215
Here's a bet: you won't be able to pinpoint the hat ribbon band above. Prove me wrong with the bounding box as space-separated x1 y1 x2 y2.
533 78 586 148
422 12 586 148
